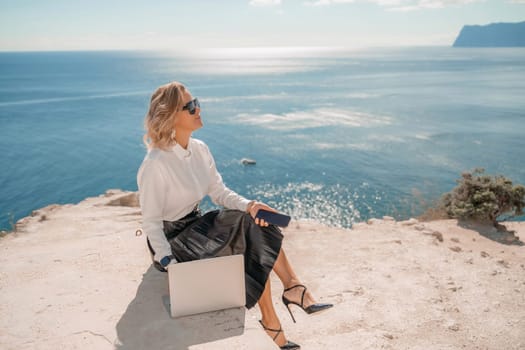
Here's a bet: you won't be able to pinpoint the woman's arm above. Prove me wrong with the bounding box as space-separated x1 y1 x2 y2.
137 160 174 263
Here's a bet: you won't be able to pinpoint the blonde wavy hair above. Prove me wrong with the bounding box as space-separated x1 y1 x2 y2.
143 81 188 150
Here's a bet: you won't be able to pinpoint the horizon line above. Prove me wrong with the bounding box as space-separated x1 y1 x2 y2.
0 44 457 54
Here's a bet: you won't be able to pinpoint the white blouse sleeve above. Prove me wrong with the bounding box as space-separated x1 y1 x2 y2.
137 159 174 262
205 144 252 212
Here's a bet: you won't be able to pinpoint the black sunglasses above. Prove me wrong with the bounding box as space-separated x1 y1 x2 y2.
182 98 200 115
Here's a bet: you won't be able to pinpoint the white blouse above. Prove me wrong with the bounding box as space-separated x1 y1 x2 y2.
137 137 252 262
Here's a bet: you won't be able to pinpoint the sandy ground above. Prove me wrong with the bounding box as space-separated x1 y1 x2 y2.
0 190 524 350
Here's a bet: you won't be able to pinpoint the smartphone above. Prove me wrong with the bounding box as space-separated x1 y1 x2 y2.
255 209 291 227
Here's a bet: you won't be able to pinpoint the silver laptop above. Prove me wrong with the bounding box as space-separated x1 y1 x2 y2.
168 254 246 318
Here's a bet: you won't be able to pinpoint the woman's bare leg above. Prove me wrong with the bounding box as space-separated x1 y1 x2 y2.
258 277 288 346
272 248 317 307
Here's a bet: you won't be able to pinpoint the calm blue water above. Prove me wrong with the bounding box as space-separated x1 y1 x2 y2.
1 47 524 230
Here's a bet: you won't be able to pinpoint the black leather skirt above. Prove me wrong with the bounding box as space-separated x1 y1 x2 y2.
148 208 283 309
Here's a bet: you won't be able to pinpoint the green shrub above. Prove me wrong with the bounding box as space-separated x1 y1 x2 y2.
441 168 525 225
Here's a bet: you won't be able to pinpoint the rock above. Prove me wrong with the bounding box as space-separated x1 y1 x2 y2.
448 323 460 331
432 231 444 242
105 192 139 207
449 246 462 253
497 259 510 268
104 189 125 196
240 158 256 165
401 218 419 226
451 237 460 243
453 21 525 47
480 251 490 258
414 224 425 231
465 258 473 264
504 234 518 243
351 222 367 229
382 216 395 221
367 218 382 225
2 190 525 350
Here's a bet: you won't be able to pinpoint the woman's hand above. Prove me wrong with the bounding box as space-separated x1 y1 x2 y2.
247 201 277 227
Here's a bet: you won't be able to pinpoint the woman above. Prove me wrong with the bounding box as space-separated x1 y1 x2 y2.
137 81 332 349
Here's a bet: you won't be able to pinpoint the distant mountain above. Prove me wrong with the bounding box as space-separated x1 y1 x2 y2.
453 21 525 47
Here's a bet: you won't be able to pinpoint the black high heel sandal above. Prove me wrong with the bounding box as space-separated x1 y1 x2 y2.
258 320 300 350
281 284 333 323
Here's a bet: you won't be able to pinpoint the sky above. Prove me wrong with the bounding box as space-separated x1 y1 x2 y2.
0 0 524 51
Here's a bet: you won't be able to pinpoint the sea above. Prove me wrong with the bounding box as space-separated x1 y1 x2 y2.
1 46 524 231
